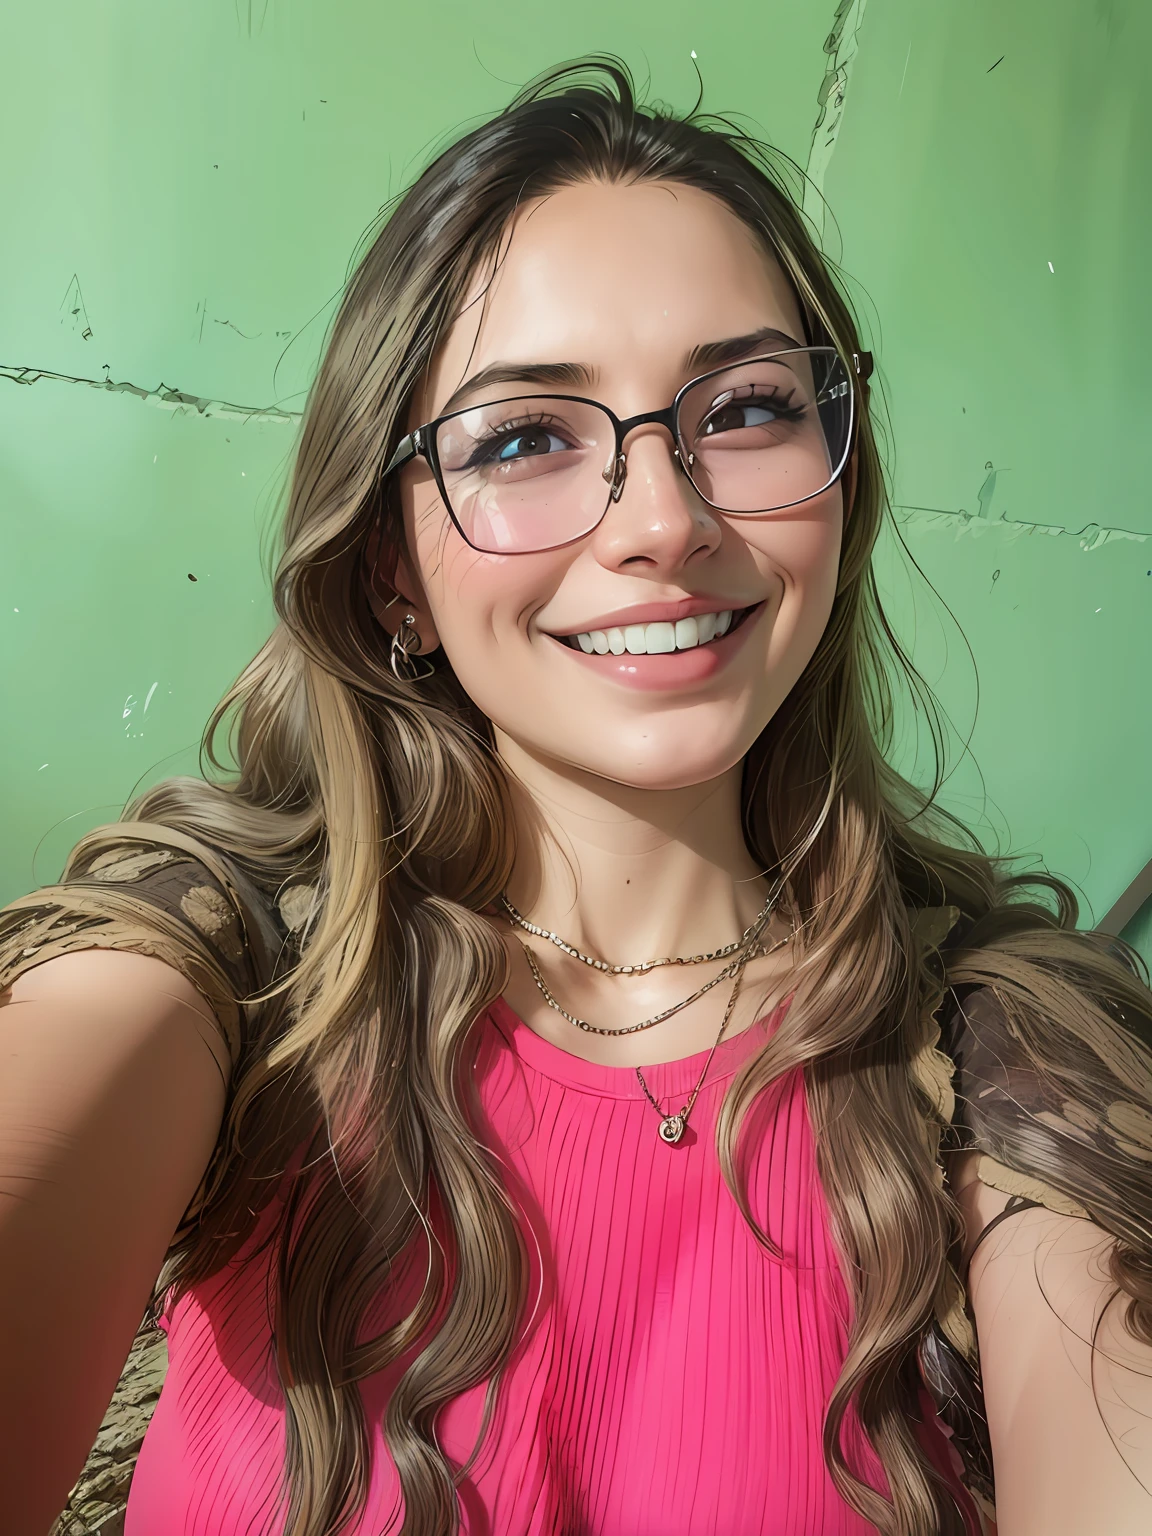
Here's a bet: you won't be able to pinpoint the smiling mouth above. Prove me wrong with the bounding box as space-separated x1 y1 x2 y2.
555 605 761 656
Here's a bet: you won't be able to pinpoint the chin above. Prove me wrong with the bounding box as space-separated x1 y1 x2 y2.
580 740 753 794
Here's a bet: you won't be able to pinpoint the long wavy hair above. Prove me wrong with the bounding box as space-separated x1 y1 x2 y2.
57 57 1152 1536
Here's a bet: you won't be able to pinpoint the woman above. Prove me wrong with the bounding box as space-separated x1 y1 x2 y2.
3 58 1151 1536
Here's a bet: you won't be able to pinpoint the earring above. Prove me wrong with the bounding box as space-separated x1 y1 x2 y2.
389 613 436 682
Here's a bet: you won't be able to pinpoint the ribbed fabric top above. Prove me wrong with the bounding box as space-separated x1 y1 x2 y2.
126 997 979 1535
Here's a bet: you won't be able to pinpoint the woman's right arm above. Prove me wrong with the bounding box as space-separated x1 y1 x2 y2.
0 947 229 1536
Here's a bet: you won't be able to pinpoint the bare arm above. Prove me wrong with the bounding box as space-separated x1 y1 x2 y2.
0 948 228 1536
952 1152 1152 1534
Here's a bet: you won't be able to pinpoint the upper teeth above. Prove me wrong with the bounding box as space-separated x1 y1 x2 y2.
571 610 735 655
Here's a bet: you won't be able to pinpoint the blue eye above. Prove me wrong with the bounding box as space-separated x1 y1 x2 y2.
496 428 567 461
459 415 581 476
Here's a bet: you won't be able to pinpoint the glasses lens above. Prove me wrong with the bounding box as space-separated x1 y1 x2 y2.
676 348 852 513
434 397 613 553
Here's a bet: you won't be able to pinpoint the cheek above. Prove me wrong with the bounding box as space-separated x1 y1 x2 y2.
407 492 558 656
407 487 456 591
407 488 495 620
756 497 844 619
779 519 842 582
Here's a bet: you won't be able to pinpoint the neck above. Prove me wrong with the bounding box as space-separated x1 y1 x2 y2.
495 730 771 964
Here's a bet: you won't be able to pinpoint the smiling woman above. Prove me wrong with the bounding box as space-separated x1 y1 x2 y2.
2 55 1152 1536
381 177 854 794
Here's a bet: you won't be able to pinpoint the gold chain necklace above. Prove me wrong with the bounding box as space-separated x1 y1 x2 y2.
518 926 790 1038
499 886 777 975
505 888 788 1144
636 952 750 1144
517 939 753 1037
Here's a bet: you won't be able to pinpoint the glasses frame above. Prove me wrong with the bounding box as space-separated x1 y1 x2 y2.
381 346 873 555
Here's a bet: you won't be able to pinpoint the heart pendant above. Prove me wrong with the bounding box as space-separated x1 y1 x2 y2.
658 1115 685 1144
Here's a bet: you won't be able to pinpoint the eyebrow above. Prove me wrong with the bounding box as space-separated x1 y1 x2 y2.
686 325 805 372
437 361 593 418
434 325 806 418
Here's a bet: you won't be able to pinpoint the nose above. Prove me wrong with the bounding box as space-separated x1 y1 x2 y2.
593 421 722 570
603 415 686 502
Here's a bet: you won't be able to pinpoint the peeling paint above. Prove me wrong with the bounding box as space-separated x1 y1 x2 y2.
976 463 998 520
804 0 870 233
0 363 299 424
893 502 1147 551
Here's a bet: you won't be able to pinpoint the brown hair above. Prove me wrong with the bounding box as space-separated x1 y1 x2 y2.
45 57 1152 1536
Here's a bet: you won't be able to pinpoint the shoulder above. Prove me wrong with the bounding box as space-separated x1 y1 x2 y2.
906 908 1150 1510
937 967 1151 1212
0 825 313 1077
931 930 1146 1277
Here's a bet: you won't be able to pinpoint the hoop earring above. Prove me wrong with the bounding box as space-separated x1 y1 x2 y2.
389 613 436 682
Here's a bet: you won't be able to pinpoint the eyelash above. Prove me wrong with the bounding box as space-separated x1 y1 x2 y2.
465 413 568 469
701 388 805 428
459 383 806 471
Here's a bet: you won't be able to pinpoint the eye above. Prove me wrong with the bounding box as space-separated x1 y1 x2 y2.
462 414 579 472
701 392 804 437
494 426 570 462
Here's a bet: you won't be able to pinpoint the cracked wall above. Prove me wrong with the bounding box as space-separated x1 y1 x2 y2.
818 0 1152 938
0 2 833 902
1 0 1149 938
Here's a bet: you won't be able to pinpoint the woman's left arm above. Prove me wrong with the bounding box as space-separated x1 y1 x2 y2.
955 1159 1152 1535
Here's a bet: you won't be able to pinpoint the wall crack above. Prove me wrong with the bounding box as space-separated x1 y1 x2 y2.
0 363 300 425
804 0 870 238
894 502 1147 552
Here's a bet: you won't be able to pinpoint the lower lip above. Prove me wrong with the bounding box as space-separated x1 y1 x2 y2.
547 604 766 691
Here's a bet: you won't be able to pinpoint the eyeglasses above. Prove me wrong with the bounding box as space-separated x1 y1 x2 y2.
382 346 871 555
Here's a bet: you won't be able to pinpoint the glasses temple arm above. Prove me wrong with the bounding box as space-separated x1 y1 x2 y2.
383 431 421 477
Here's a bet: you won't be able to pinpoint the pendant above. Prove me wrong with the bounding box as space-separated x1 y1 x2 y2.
658 1114 685 1144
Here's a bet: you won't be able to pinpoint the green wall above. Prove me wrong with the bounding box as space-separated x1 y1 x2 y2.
2 1 1149 952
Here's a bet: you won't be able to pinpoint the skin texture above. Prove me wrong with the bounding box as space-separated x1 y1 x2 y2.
953 1155 1152 1534
384 179 844 1067
0 950 228 1536
373 177 1152 1528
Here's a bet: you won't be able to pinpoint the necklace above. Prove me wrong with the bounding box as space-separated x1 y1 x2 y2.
518 939 755 1036
500 886 777 975
507 888 787 1140
636 953 749 1145
520 929 790 1037
513 885 786 1038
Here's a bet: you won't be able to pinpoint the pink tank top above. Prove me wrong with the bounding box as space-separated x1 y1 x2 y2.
126 997 980 1535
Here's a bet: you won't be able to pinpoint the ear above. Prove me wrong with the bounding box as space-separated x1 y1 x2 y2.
362 519 441 652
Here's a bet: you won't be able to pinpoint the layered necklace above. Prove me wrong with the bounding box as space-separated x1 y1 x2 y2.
500 885 787 1145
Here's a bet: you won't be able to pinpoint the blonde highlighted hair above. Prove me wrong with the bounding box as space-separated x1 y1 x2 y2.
39 57 1152 1536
